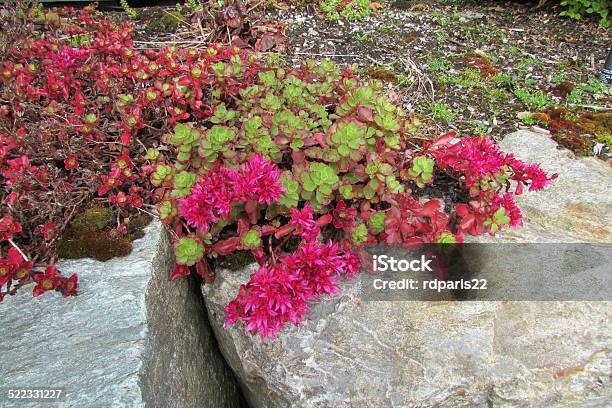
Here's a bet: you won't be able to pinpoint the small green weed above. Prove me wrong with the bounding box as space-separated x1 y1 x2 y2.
514 88 550 111
430 102 456 123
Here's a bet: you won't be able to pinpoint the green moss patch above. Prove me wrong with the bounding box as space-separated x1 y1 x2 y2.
57 225 133 262
57 208 152 261
71 207 113 232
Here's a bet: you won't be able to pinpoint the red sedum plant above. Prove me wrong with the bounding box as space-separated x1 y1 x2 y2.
150 61 557 340
0 5 260 301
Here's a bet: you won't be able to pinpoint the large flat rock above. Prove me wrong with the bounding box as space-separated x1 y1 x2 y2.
1 221 242 408
204 267 611 408
202 131 612 407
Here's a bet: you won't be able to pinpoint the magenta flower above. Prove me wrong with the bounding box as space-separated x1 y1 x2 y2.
224 239 360 341
179 156 284 231
289 204 318 240
224 264 311 341
510 161 554 192
178 167 234 231
230 154 284 204
432 136 509 188
48 46 89 73
429 135 554 193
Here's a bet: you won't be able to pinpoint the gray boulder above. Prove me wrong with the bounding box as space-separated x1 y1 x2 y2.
492 129 612 243
1 221 242 408
203 269 611 408
202 130 612 407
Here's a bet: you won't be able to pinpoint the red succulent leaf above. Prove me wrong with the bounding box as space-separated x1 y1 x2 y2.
64 155 79 171
274 224 295 239
357 106 373 123
315 214 332 228
32 264 61 297
170 264 191 281
245 200 261 224
416 199 441 218
427 132 456 150
213 237 241 256
61 274 78 297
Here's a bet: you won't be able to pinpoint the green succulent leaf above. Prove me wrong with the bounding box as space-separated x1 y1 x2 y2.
329 122 366 159
151 165 174 186
159 201 177 220
175 236 204 266
409 156 435 188
437 232 457 244
145 148 160 161
301 173 316 192
172 171 197 198
339 184 354 199
484 208 511 234
278 172 300 208
351 223 368 245
368 212 386 233
211 103 236 124
245 116 263 136
241 229 262 248
208 125 236 145
309 162 339 187
168 123 191 145
493 208 511 226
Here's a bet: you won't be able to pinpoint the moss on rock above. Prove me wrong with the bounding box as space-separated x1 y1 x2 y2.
127 214 153 240
57 225 133 262
159 10 187 30
72 207 113 232
57 208 153 261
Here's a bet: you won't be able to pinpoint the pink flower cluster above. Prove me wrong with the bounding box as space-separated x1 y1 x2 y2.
429 135 554 192
288 204 318 239
229 154 284 205
224 242 359 341
224 204 360 341
509 161 553 193
178 155 284 232
177 167 234 231
47 46 90 73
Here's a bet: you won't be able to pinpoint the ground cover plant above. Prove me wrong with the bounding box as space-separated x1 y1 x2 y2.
558 0 610 27
0 1 559 341
0 3 261 301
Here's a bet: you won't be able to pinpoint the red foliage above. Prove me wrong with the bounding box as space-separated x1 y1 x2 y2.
0 5 261 302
